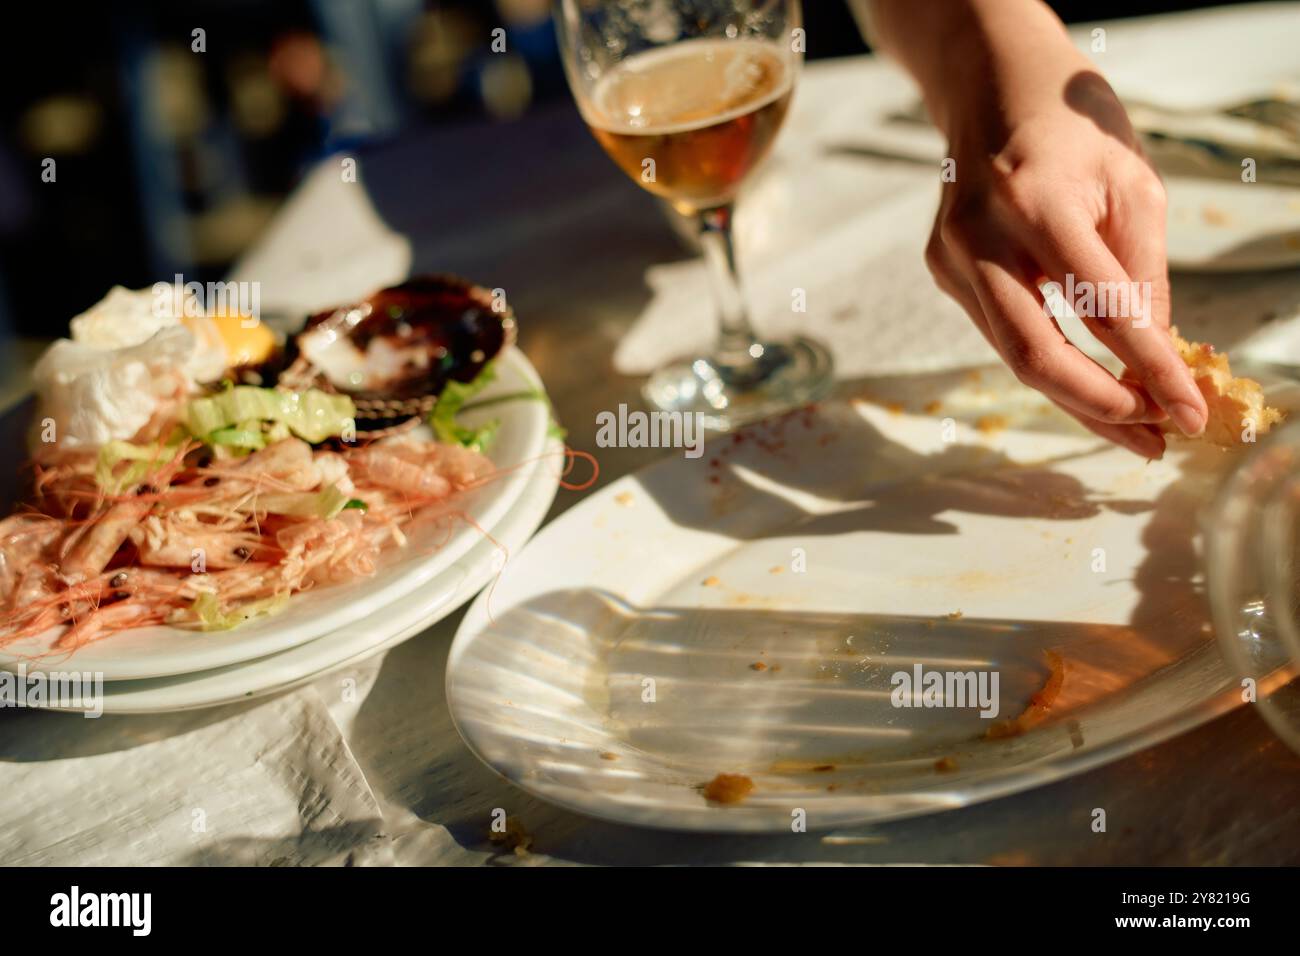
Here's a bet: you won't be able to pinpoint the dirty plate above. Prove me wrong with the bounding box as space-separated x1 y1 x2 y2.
447 367 1300 831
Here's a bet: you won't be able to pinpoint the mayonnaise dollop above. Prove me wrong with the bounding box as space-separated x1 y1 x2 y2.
30 286 230 457
30 325 195 456
70 285 228 384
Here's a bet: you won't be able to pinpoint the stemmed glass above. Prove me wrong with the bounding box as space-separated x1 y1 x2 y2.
555 0 832 428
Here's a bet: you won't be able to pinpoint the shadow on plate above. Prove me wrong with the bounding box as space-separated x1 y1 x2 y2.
633 383 1154 542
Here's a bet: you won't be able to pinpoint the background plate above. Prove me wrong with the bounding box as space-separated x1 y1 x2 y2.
1166 177 1300 273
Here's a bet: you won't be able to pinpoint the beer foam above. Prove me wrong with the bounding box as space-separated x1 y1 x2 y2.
587 37 794 136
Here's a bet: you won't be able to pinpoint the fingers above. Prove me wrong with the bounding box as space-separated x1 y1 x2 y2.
1026 209 1206 437
945 233 1159 425
925 230 997 347
1102 171 1172 332
1049 398 1166 459
926 227 1166 459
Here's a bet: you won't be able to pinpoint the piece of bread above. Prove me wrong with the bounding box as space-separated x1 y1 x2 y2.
1168 327 1283 445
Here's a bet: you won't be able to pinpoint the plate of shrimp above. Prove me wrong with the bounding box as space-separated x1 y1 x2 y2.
0 278 564 681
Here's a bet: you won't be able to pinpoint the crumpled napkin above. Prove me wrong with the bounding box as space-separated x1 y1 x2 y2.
0 688 392 866
227 160 412 328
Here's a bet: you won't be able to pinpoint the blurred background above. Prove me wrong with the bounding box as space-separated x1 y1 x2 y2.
0 0 1255 353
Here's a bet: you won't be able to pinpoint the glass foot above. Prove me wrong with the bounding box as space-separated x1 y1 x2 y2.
642 336 834 430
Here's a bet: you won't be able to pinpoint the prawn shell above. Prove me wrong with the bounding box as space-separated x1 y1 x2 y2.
284 274 516 431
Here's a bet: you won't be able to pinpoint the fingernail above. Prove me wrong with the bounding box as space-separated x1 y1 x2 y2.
1130 426 1165 460
1120 387 1150 423
1167 401 1205 438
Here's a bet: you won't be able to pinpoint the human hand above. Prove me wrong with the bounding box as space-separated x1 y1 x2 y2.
868 0 1209 458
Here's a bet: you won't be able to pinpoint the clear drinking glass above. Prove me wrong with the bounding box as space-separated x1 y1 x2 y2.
555 0 833 429
1205 417 1300 754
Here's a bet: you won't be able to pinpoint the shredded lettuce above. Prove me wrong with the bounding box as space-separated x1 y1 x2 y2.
207 424 266 451
439 369 565 444
189 592 289 631
430 363 499 451
186 387 355 445
94 431 187 493
243 483 352 519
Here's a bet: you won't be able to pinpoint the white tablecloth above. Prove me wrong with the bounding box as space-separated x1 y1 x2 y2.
5 3 1300 866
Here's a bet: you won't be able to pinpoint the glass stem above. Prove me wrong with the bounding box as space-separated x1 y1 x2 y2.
697 204 760 363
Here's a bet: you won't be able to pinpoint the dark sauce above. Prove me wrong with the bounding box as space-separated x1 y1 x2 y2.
293 275 512 403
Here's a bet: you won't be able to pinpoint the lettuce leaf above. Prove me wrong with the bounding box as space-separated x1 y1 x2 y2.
437 368 565 444
94 431 188 494
430 362 499 451
207 423 266 451
189 592 289 631
186 387 355 445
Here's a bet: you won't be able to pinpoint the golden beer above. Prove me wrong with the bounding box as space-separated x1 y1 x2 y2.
584 38 794 213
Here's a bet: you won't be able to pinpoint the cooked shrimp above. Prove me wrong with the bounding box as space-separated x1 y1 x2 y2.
350 437 490 500
231 438 318 490
129 514 262 569
57 498 152 584
3 426 499 652
352 447 453 498
54 600 168 650
0 514 62 602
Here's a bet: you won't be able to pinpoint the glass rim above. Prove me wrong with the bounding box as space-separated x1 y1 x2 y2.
1204 417 1300 752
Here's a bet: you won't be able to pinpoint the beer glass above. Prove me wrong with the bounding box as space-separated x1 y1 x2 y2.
556 0 832 428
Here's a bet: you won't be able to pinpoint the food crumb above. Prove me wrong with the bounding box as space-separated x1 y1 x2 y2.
946 610 964 620
934 757 959 773
614 491 634 506
974 414 1008 434
599 751 619 761
750 661 768 671
812 764 836 773
1201 204 1230 226
701 575 720 587
488 816 533 856
702 773 754 805
769 565 784 574
986 650 1066 739
923 400 943 414
884 401 905 415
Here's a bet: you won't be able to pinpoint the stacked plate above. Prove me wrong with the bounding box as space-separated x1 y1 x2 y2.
1 346 561 714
